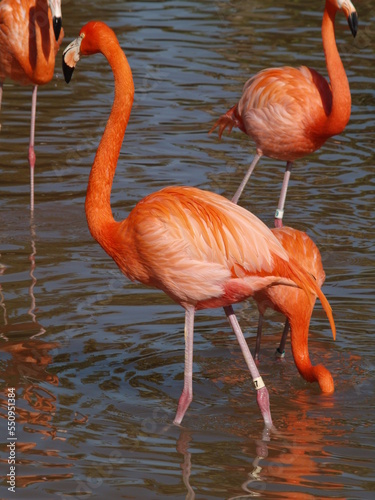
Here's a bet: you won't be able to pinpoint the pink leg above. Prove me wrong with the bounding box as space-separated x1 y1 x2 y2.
224 305 273 428
29 85 38 212
274 161 293 228
232 153 262 204
174 306 195 425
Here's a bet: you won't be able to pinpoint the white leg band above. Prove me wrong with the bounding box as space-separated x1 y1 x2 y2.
253 376 265 390
275 208 284 220
275 348 285 358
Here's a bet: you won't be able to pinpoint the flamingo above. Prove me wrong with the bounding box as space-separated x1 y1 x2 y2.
62 21 336 427
210 0 358 227
0 0 64 212
253 226 334 393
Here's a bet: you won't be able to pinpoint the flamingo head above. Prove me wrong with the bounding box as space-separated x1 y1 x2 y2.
48 0 62 41
62 22 118 83
330 0 358 37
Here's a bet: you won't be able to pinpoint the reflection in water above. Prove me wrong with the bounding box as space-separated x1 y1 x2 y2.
225 401 347 500
0 339 60 437
0 222 45 340
26 223 45 336
0 220 73 490
177 430 196 500
0 0 373 497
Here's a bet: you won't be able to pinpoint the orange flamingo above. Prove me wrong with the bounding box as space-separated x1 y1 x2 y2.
253 226 334 393
62 21 336 427
210 0 358 227
0 0 64 211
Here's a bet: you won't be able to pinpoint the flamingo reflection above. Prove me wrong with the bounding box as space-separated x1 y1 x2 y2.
0 222 73 488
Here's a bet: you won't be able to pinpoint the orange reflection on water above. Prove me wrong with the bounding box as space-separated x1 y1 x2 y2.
0 226 73 490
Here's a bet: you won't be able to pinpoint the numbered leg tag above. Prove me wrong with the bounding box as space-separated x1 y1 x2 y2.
275 208 284 220
253 376 265 390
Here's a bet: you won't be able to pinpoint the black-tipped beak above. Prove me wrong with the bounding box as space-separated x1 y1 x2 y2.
62 37 82 83
62 57 74 83
348 12 358 38
53 16 62 41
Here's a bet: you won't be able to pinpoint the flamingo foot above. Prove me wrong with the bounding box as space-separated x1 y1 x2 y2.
173 389 193 425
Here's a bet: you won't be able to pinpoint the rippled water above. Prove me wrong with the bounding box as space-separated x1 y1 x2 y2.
1 0 374 498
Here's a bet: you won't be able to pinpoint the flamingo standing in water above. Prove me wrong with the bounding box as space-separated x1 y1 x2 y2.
0 0 64 211
62 22 336 427
253 226 334 393
210 0 358 227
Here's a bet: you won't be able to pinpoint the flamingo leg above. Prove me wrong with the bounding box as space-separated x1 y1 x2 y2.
256 314 289 360
174 306 195 425
254 313 264 361
224 305 273 428
29 85 38 212
231 153 262 204
275 319 290 358
274 161 293 228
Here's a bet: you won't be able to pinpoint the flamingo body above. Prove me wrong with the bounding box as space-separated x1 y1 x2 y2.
258 227 326 312
235 66 334 162
210 0 358 225
104 185 313 309
0 0 63 85
62 21 336 427
0 0 63 210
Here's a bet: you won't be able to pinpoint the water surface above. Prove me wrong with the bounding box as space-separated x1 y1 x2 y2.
0 0 374 498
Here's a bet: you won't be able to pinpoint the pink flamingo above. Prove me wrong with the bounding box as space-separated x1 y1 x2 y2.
210 0 358 227
0 0 63 211
62 21 336 427
253 226 334 393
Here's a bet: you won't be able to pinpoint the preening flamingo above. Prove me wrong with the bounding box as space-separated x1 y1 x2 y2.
253 226 334 393
210 0 358 227
62 21 336 427
0 0 63 211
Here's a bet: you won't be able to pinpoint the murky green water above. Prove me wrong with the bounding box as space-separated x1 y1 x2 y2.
1 0 374 498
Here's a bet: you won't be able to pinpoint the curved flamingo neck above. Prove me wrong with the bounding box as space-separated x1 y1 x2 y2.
85 33 134 249
321 2 351 136
288 307 334 393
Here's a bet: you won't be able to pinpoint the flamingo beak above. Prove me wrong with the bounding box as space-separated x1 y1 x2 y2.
341 0 358 38
62 36 83 83
347 11 358 38
53 17 62 41
48 1 63 41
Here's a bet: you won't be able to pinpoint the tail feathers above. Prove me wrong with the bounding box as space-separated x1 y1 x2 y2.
209 105 242 139
284 255 336 341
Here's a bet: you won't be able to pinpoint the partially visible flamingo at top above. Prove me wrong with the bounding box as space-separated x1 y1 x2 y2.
210 0 358 227
0 0 64 212
62 21 336 428
253 226 334 394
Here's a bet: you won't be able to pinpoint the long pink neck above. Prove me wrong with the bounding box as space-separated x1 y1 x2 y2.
321 1 351 136
85 37 134 249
